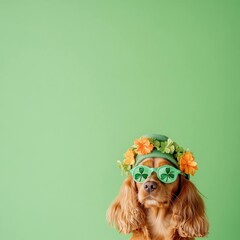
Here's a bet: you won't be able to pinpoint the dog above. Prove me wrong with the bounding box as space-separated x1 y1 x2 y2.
107 134 209 240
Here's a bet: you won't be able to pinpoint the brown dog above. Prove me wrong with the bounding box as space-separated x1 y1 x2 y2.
107 135 209 240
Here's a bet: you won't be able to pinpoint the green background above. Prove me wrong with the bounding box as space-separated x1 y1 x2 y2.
0 1 239 239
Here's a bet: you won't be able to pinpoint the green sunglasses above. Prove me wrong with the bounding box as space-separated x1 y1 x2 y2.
130 165 186 184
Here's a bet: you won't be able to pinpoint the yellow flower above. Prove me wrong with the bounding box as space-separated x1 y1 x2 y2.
179 151 198 176
123 149 135 165
134 137 154 155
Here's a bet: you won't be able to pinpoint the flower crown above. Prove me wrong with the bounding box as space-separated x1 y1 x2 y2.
117 134 198 176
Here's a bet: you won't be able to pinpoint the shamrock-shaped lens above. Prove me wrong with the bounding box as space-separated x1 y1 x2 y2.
131 166 151 183
157 166 179 183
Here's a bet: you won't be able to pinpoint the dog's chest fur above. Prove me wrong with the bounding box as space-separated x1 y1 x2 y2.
146 208 174 240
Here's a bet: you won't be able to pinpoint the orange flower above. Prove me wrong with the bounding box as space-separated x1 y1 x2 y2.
179 151 198 176
123 149 135 165
134 137 154 155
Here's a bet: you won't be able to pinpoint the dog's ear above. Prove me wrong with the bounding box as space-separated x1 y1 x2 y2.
172 176 209 238
107 176 146 234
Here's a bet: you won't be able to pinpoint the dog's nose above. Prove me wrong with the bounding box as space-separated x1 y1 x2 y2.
143 181 157 193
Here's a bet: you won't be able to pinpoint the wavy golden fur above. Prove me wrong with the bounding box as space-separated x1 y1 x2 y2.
107 158 209 240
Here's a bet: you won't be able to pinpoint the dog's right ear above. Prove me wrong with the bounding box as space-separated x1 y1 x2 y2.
107 176 146 234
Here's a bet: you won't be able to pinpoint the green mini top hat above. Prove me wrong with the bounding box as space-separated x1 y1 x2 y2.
117 134 198 176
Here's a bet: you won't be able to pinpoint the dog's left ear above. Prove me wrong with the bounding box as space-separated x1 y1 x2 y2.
107 176 146 234
172 176 209 238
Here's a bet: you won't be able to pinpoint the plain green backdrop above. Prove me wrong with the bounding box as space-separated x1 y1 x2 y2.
0 1 240 239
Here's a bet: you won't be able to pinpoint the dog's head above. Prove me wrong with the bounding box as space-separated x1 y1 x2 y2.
107 134 209 238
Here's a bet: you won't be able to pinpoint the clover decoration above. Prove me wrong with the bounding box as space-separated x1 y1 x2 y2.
118 137 197 176
134 167 148 182
117 160 131 176
160 167 175 182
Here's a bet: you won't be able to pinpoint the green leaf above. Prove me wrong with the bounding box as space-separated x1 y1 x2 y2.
117 160 130 175
169 145 175 154
139 167 144 174
159 141 167 153
175 152 182 160
161 174 167 180
142 174 148 179
175 144 184 153
169 173 175 179
135 173 141 180
154 140 161 150
154 140 161 148
165 148 170 153
166 167 170 174
165 139 175 154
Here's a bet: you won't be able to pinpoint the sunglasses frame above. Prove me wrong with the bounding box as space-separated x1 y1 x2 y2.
130 165 185 184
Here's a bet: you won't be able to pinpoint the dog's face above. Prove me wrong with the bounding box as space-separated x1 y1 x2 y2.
136 158 180 209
